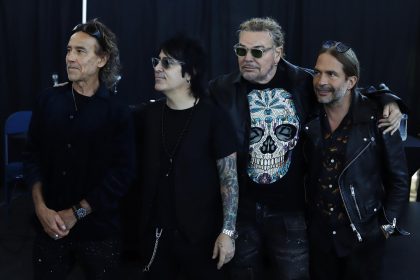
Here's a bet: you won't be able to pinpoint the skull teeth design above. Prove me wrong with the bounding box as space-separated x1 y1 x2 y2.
247 88 299 184
250 154 285 171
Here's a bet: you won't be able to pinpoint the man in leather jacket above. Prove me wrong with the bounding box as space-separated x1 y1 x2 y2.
303 41 409 280
208 17 403 280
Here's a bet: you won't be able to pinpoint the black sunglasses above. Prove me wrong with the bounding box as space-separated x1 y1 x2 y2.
72 22 106 50
233 44 274 59
151 57 185 69
322 40 351 53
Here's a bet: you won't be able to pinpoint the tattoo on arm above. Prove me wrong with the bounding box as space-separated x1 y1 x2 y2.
216 152 239 231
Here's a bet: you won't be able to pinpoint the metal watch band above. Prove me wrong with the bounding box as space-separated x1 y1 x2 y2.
222 228 238 239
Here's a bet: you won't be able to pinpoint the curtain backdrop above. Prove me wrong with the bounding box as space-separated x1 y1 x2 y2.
1 0 419 174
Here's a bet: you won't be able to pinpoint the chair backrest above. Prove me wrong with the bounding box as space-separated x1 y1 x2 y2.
4 111 32 165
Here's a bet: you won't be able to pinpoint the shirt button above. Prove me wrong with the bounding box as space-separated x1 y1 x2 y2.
332 231 337 235
69 115 74 119
374 208 377 212
330 207 334 212
330 159 335 163
371 137 375 141
370 115 375 120
363 138 368 141
329 184 333 188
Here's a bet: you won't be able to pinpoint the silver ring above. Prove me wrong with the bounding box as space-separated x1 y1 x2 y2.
54 234 59 239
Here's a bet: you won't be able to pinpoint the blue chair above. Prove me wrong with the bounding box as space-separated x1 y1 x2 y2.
3 111 32 212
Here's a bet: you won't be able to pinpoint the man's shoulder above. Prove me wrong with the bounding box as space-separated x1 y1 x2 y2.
38 82 69 100
209 71 241 89
135 98 164 117
280 59 314 79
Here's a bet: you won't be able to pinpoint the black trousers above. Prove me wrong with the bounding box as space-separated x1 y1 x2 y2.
33 233 121 280
310 235 386 280
229 202 309 280
142 228 227 280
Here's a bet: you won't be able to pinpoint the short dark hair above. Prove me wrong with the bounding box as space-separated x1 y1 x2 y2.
159 35 206 98
71 18 121 89
318 41 360 91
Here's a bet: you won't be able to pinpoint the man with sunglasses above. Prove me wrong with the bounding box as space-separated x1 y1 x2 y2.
208 17 403 280
304 41 408 280
24 19 135 279
136 35 238 279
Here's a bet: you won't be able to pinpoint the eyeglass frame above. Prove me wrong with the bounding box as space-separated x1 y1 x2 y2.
322 40 351 53
72 22 107 51
233 44 275 59
151 57 185 69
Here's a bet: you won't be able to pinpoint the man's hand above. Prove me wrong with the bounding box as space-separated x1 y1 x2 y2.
35 204 69 240
58 208 77 232
378 102 402 135
212 233 235 269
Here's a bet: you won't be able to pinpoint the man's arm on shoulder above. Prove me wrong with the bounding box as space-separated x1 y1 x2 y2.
361 83 408 134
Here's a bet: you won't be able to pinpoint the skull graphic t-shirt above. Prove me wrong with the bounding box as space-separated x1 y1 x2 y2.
247 88 299 184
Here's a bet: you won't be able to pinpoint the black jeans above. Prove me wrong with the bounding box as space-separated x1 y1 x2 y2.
142 228 227 280
229 202 309 280
310 232 386 280
33 233 121 280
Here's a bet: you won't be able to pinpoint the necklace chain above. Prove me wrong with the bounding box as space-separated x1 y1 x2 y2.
161 99 197 177
71 86 79 111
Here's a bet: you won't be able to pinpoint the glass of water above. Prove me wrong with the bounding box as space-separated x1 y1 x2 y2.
399 114 408 141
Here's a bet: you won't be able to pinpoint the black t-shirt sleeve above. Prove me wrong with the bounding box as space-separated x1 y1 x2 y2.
211 104 237 160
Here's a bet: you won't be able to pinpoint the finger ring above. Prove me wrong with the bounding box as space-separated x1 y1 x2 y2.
54 234 59 239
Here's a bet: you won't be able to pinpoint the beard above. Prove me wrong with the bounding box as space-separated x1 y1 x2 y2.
315 84 349 106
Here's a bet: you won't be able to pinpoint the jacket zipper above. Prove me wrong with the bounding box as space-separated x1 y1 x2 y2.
338 140 372 242
350 185 362 220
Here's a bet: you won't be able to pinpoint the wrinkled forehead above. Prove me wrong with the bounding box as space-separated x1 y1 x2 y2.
68 31 100 51
239 31 273 48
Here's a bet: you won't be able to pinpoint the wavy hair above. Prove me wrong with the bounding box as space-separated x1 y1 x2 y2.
238 17 285 47
72 18 121 89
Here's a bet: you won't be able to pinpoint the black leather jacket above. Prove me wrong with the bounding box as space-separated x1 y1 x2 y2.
303 91 409 241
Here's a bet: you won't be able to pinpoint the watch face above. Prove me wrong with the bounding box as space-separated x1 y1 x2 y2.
76 207 87 219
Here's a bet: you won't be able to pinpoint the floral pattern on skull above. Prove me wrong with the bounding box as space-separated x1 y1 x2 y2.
247 88 299 184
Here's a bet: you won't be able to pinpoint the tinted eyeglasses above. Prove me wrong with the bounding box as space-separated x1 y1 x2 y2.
233 44 274 59
151 57 185 69
72 23 106 50
322 40 351 53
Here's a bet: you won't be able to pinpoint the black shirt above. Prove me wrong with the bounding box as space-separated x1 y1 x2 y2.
156 105 195 230
24 82 136 241
137 97 236 242
242 69 306 211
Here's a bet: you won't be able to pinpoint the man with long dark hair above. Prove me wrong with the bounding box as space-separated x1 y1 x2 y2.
24 19 135 279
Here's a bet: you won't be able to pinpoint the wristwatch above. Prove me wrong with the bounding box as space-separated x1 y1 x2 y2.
222 228 238 240
72 203 87 221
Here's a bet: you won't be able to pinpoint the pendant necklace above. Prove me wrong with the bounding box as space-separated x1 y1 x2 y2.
161 98 198 177
71 86 79 111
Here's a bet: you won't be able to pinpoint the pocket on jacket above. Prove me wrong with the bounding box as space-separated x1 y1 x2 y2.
363 200 382 221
